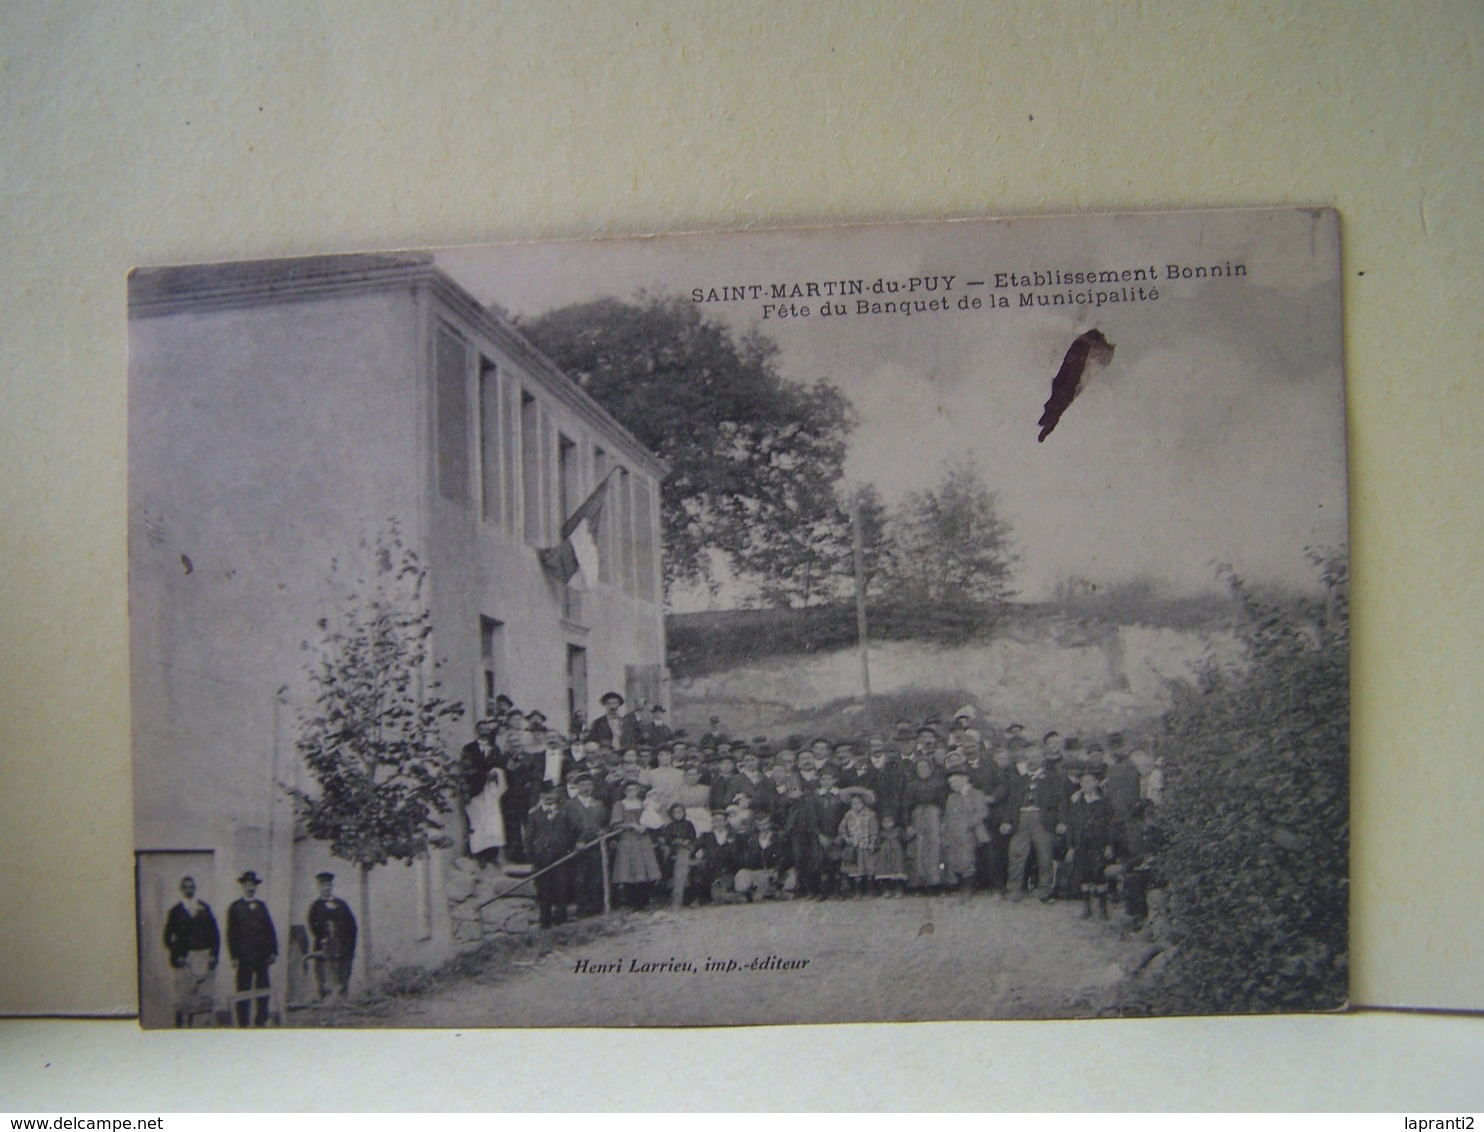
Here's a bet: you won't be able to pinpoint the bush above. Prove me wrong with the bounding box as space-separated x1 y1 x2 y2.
1144 555 1348 1014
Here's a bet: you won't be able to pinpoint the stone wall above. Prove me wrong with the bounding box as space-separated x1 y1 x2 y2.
445 857 540 943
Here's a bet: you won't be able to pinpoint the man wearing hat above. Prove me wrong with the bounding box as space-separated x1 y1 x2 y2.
912 725 943 765
460 717 507 864
226 870 277 1026
564 772 608 917
707 750 740 813
802 767 849 900
1001 747 1069 904
647 704 674 746
490 693 515 725
524 782 578 929
307 871 357 1001
728 749 774 817
859 739 907 828
622 700 651 748
586 691 627 749
700 715 727 749
1041 734 1076 897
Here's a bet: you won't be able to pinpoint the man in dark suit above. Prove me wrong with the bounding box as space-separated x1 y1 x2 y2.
803 767 848 900
726 751 774 817
564 773 608 916
307 871 358 1001
857 740 906 827
226 870 277 1026
459 717 502 862
1003 749 1069 902
524 783 578 929
646 704 674 746
977 747 1017 894
459 717 500 802
163 875 219 1027
694 810 740 903
585 691 627 750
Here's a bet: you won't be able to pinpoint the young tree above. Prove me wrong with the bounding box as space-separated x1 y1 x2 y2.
519 294 856 601
285 525 465 974
885 459 1017 608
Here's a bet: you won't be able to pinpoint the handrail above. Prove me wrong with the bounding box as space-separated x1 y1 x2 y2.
488 826 625 900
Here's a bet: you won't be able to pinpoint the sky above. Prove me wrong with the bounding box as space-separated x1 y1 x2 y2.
437 208 1347 604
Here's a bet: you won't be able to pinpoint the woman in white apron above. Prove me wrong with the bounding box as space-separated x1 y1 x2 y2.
467 763 509 866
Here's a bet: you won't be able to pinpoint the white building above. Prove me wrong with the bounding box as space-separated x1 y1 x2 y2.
129 254 666 1023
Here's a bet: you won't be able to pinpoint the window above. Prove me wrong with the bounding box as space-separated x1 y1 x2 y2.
501 379 518 534
566 645 588 736
479 357 501 524
479 616 504 714
558 434 578 524
435 326 469 503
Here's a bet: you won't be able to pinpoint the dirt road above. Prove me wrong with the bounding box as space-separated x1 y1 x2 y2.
369 892 1140 1028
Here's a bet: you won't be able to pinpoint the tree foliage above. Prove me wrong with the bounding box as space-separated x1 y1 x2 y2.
519 295 855 601
286 526 466 870
885 459 1017 608
1146 548 1349 1014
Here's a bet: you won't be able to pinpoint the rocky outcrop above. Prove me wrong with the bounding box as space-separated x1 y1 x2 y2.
673 619 1244 737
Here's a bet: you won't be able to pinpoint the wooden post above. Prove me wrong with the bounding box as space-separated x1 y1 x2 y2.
358 864 373 978
600 838 612 915
851 488 872 720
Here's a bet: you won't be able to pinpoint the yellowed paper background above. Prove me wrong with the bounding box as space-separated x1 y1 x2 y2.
3 0 1481 1107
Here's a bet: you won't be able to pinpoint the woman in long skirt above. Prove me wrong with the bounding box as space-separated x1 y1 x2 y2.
942 768 990 901
904 758 948 891
610 779 662 909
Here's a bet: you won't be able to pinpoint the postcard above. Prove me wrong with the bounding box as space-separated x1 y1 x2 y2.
130 208 1347 1027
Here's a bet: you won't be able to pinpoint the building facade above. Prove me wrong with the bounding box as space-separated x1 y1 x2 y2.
129 254 666 1019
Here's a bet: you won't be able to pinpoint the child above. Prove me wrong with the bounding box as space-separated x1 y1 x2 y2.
609 779 661 910
1068 770 1115 919
656 802 699 910
837 787 880 898
942 767 990 903
639 788 668 832
873 812 909 897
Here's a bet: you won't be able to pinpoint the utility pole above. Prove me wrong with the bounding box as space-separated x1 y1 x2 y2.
851 487 872 719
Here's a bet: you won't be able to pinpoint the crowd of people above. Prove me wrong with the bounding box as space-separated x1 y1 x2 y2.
459 693 1167 931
